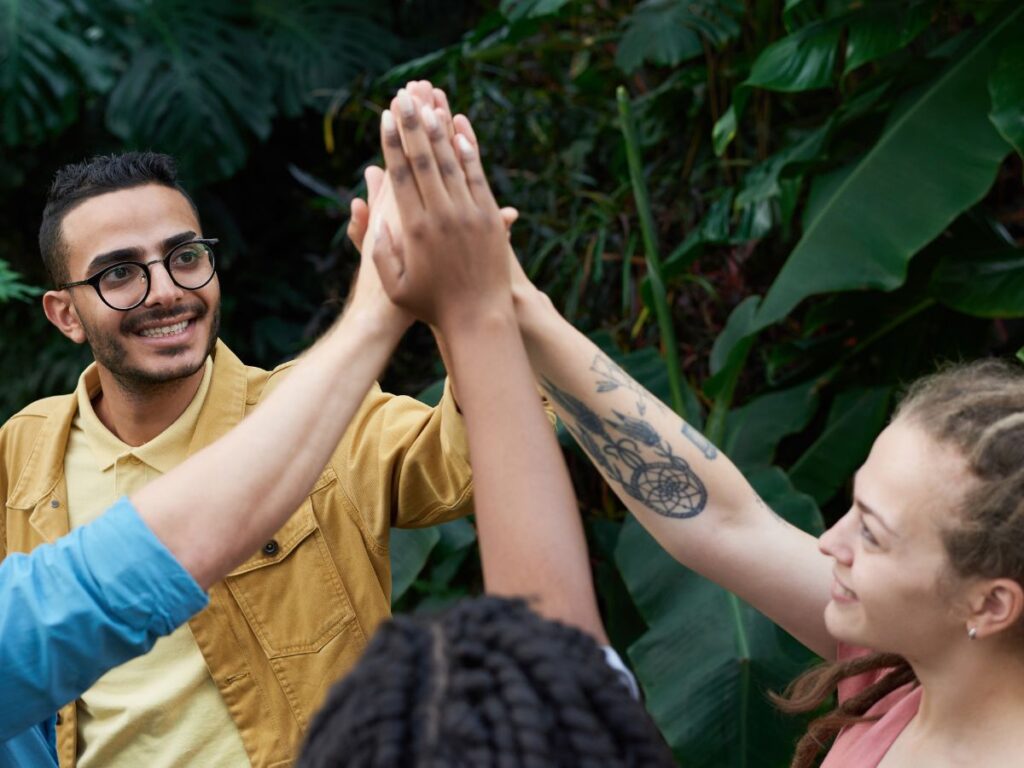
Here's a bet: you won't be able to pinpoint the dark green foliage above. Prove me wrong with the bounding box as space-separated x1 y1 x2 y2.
1 1 1023 765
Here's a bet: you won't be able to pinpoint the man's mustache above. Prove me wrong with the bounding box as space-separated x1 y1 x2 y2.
121 303 206 334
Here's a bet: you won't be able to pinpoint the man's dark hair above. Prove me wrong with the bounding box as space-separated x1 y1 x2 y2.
39 151 200 285
299 596 675 768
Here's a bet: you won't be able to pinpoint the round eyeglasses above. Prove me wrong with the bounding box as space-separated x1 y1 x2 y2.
59 238 218 311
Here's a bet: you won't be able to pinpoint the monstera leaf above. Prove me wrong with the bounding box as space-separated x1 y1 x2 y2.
255 0 397 116
104 0 275 184
0 0 119 145
616 0 742 73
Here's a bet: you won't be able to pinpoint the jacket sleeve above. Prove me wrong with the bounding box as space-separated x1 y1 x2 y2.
0 499 207 740
333 378 474 538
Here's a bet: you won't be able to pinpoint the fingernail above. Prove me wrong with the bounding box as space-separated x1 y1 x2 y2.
381 109 396 134
420 105 438 132
456 134 474 158
397 89 415 117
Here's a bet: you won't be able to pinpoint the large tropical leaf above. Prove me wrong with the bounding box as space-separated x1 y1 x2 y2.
0 0 119 145
724 379 821 470
988 39 1024 158
788 386 892 506
754 6 1021 329
255 0 397 117
615 0 742 74
104 0 275 184
0 258 39 302
389 526 440 604
616 468 822 767
928 215 1024 318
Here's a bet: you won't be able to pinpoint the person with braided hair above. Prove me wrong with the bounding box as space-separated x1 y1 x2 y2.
299 86 674 767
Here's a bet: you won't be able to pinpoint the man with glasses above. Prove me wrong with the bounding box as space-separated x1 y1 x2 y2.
0 151 473 767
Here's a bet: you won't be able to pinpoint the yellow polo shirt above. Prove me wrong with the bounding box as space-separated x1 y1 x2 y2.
64 358 250 767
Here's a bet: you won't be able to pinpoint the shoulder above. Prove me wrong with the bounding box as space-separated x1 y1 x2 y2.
1 394 75 443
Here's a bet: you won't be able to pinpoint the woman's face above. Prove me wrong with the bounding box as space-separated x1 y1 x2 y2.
818 418 974 660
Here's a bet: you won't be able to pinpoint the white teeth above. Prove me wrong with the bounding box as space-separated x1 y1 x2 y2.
139 320 188 338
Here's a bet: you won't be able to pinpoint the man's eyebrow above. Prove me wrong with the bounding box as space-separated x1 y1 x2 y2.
84 231 198 277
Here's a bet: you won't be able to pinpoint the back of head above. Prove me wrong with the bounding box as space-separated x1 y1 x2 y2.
39 151 198 284
299 596 674 768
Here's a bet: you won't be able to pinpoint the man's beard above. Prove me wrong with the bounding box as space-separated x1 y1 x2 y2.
79 301 221 394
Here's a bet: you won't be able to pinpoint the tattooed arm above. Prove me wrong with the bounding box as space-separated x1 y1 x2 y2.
514 285 836 659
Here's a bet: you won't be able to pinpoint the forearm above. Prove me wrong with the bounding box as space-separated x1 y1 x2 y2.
516 290 756 537
444 309 606 642
134 307 401 589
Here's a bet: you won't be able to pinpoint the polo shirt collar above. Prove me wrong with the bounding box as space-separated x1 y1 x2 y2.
73 357 214 474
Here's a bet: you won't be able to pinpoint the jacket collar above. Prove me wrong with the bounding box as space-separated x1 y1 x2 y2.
8 339 247 511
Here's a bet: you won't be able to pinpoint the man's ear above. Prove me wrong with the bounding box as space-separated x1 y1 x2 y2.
42 290 88 344
969 579 1024 639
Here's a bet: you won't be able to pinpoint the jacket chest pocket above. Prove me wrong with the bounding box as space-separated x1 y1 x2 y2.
226 500 358 657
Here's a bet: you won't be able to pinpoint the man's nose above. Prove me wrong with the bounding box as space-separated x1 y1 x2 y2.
143 260 185 306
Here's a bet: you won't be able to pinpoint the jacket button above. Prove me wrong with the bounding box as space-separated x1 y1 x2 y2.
262 540 279 557
51 500 60 508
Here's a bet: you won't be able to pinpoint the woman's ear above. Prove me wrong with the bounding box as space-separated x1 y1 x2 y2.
968 579 1024 639
42 290 88 344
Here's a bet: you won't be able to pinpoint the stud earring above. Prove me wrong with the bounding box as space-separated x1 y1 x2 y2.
967 626 978 640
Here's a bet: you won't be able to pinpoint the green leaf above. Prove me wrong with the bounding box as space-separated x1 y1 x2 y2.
755 7 1021 330
746 18 843 92
616 0 741 74
928 217 1024 318
789 386 892 506
256 0 397 116
500 0 571 21
0 258 40 302
0 0 120 145
724 379 821 470
843 2 930 74
389 527 440 604
616 469 821 766
104 0 276 184
735 119 834 209
988 39 1024 158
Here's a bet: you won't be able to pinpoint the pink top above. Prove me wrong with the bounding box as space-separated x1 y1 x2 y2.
819 645 921 768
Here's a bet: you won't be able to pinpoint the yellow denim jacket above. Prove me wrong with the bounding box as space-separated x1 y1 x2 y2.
0 340 473 767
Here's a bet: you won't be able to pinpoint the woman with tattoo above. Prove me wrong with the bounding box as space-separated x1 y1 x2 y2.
348 82 1024 767
512 238 1024 766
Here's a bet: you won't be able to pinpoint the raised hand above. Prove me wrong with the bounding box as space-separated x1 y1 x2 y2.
372 89 511 332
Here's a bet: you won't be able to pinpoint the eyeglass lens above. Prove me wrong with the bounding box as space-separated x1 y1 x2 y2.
98 242 215 309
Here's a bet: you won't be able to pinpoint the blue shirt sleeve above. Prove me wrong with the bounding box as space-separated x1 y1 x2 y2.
0 497 208 740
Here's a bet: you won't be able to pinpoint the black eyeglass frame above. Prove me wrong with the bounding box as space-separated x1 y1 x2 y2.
58 238 219 311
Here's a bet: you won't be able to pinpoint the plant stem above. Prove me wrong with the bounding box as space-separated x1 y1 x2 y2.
617 86 687 416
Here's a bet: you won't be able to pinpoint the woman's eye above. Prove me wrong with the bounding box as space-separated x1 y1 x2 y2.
860 524 879 546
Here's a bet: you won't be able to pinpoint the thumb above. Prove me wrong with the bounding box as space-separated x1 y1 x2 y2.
365 166 385 207
371 220 405 300
347 198 369 254
500 206 519 233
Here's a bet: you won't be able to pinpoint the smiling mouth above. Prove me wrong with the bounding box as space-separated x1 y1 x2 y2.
137 319 191 338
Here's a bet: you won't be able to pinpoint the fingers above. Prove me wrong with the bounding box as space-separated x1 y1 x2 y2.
380 108 424 216
406 80 435 108
364 165 385 208
454 130 499 212
432 89 455 139
347 198 369 254
452 114 478 149
371 219 405 300
392 88 449 206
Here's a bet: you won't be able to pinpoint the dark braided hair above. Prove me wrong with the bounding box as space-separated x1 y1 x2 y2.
298 596 675 767
775 358 1024 767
